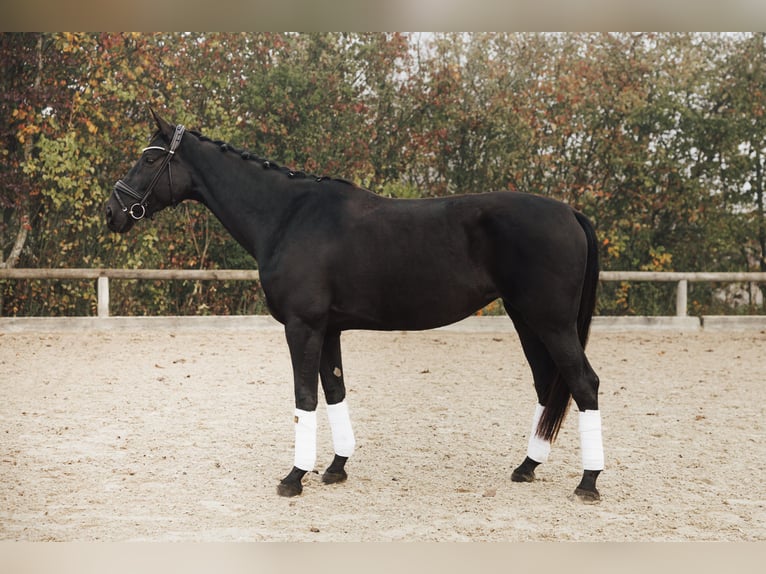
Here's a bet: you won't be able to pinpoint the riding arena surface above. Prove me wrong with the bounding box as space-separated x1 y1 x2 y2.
1 323 764 541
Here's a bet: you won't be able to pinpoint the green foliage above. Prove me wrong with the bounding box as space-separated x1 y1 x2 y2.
2 32 766 317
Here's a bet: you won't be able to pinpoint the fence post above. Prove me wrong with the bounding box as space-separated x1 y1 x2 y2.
97 276 109 318
676 279 688 317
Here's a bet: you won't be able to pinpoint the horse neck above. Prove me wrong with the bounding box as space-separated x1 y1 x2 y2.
184 139 299 264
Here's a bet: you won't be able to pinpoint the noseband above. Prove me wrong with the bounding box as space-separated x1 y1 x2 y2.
113 124 185 220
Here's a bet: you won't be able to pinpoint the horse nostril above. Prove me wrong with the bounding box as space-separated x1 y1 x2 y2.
105 205 113 220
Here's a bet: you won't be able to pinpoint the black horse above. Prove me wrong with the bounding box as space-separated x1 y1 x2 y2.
106 111 605 502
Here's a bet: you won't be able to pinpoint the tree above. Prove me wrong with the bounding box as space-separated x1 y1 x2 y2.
2 32 765 316
710 33 766 304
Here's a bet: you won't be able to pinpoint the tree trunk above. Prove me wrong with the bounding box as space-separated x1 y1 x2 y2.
0 212 29 269
755 149 766 310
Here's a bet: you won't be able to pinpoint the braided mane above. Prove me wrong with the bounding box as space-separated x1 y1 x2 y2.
187 129 354 186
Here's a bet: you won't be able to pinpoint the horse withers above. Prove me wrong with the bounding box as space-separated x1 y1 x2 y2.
106 111 604 502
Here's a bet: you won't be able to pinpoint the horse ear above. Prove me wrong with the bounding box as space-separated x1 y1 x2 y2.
149 107 174 139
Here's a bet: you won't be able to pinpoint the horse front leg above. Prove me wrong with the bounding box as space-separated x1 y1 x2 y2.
319 331 355 485
277 319 325 497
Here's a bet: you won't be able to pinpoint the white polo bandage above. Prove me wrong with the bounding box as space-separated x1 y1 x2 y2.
579 410 604 471
326 399 356 457
526 403 551 463
293 408 317 471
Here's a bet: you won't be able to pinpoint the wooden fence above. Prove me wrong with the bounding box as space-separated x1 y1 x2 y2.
1 268 765 318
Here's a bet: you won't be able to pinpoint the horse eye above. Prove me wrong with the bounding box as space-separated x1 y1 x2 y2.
145 156 156 164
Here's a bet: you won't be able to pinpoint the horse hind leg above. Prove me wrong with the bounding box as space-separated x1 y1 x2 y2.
567 356 603 504
319 331 356 486
539 329 604 503
574 421 603 503
507 311 558 483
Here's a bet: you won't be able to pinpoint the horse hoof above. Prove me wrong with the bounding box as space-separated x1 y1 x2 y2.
571 487 601 504
321 469 348 485
277 481 303 497
511 469 535 483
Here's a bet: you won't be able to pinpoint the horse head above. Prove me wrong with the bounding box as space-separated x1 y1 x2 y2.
106 109 194 233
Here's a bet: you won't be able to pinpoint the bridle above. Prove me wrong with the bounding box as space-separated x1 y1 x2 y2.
113 124 185 220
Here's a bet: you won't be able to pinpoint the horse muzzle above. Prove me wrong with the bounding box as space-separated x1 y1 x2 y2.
105 199 136 233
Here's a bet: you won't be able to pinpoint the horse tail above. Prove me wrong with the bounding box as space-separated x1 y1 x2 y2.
573 210 599 349
537 209 600 442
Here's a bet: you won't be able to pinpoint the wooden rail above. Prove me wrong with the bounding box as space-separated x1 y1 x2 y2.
0 268 261 280
1 268 765 318
600 271 766 317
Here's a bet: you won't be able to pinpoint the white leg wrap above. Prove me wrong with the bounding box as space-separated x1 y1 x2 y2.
293 408 317 471
326 399 356 457
526 403 551 463
579 410 604 471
